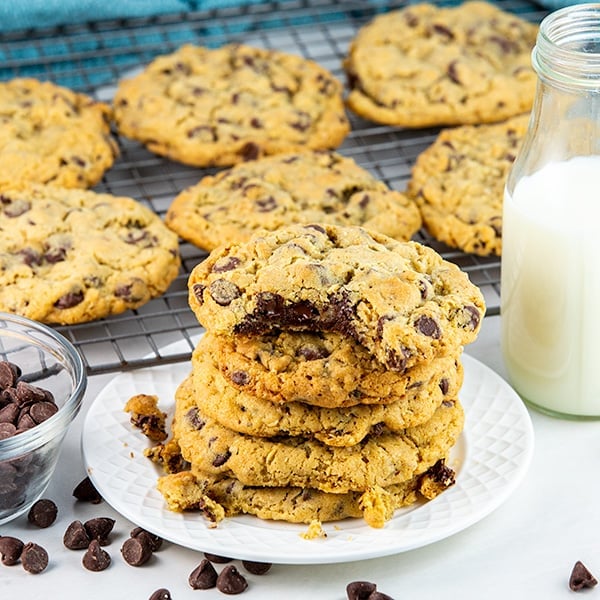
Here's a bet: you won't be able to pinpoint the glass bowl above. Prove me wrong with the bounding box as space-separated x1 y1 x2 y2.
0 312 86 525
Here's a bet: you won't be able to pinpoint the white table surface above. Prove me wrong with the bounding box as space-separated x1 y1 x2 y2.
3 314 599 599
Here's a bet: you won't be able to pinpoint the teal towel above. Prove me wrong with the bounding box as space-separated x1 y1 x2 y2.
0 0 265 32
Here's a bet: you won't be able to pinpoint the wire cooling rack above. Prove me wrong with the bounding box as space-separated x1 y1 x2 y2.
0 0 548 375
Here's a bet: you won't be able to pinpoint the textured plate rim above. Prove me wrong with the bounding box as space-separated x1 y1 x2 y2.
81 344 534 565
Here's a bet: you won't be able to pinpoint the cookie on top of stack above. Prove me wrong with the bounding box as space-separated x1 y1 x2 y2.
155 223 485 529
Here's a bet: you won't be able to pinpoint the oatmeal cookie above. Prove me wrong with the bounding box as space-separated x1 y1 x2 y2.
173 376 464 493
0 78 117 190
189 345 462 445
0 185 180 324
188 224 485 372
113 44 350 167
157 459 455 528
165 151 421 251
343 2 537 127
196 330 463 409
408 114 529 256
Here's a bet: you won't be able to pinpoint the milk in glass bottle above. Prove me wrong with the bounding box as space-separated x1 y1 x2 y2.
502 3 600 418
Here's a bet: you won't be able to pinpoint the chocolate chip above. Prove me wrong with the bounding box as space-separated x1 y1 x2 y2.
432 23 454 38
439 378 449 395
426 459 455 487
131 527 163 552
0 421 17 439
27 498 58 528
209 280 241 306
29 401 58 424
0 402 18 423
186 407 205 430
82 539 111 572
63 520 91 550
73 476 103 503
212 257 241 273
84 517 115 545
212 450 231 467
296 344 329 361
368 593 395 600
54 290 84 309
414 315 441 339
462 305 481 331
0 536 24 565
21 542 48 574
15 381 48 404
44 246 67 263
346 580 377 600
121 535 152 566
242 560 271 575
255 196 277 212
230 370 250 386
192 283 205 304
0 361 20 389
239 141 259 161
149 590 171 600
216 565 248 594
570 561 598 591
189 558 218 589
204 552 234 564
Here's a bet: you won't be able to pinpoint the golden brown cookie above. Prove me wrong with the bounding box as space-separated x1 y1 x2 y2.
0 185 180 324
196 330 463 409
113 44 350 168
173 375 464 493
188 224 485 373
407 114 529 256
165 151 421 251
189 340 462 445
157 460 455 528
0 78 117 190
343 2 537 127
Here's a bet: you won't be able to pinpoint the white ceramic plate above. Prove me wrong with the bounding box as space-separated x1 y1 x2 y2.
82 345 534 565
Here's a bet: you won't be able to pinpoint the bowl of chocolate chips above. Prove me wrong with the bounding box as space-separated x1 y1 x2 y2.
0 312 86 524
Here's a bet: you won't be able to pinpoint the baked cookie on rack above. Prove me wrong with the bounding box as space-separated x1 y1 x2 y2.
196 329 463 409
343 1 537 127
113 44 350 168
407 114 529 256
0 185 180 324
0 78 118 190
165 151 421 251
173 375 464 493
188 224 485 372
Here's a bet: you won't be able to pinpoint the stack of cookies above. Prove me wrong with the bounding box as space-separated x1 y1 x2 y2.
155 223 485 529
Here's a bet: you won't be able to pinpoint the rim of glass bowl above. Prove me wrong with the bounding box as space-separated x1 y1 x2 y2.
0 312 87 460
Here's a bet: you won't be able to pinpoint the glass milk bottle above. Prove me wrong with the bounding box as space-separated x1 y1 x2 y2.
501 3 600 418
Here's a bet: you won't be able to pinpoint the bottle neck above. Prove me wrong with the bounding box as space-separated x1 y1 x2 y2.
532 3 600 92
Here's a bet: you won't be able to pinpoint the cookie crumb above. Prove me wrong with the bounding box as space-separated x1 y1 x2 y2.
300 519 327 540
124 393 168 442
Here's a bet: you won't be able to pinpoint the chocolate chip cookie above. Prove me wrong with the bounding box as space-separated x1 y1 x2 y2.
189 340 462 445
157 460 455 528
0 185 180 324
113 44 350 168
197 330 463 409
173 376 464 493
165 151 421 251
407 114 529 256
343 2 537 127
188 224 485 372
0 78 117 190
